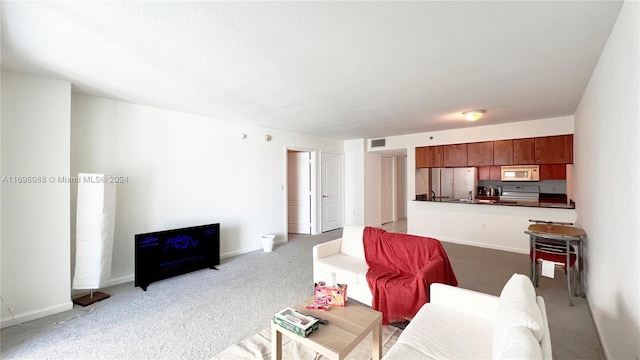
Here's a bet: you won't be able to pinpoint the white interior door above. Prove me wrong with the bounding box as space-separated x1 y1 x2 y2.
321 152 343 232
381 156 394 224
288 152 311 234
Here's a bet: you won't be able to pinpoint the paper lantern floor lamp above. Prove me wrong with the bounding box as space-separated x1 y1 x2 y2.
72 173 116 306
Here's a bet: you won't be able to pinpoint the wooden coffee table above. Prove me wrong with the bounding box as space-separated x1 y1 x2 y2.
271 296 382 360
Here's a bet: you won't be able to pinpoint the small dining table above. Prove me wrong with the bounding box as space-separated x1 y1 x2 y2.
525 221 586 306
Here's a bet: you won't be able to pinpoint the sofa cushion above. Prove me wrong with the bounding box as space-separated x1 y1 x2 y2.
493 273 545 359
314 254 369 285
393 303 493 359
382 342 436 359
499 326 543 360
340 226 365 259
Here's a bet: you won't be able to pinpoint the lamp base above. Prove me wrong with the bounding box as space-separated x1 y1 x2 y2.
72 291 110 307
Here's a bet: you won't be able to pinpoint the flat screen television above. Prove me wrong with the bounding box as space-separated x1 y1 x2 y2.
134 223 220 291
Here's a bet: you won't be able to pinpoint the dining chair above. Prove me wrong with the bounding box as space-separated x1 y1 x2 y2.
530 238 579 296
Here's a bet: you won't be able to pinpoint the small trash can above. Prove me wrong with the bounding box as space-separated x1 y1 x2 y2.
261 234 275 252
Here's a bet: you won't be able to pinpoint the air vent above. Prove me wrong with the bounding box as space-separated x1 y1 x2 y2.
371 138 386 148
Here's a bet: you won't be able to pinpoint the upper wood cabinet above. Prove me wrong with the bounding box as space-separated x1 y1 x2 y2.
416 147 428 168
415 134 572 168
467 142 494 166
416 146 444 168
513 138 536 165
539 164 567 180
535 135 573 164
428 146 444 168
443 144 468 167
478 165 501 180
493 140 513 165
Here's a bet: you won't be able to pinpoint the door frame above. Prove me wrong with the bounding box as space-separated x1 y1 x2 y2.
321 151 345 232
284 146 318 239
381 155 395 224
287 151 312 234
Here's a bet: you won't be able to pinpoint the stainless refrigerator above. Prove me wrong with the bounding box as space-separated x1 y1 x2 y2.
431 167 478 201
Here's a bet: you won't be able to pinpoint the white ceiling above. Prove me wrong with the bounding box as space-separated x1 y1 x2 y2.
1 1 623 140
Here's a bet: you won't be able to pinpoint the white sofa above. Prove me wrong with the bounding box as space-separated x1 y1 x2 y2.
383 273 552 359
312 226 373 306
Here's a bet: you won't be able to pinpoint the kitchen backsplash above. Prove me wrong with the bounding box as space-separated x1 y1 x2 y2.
478 180 567 194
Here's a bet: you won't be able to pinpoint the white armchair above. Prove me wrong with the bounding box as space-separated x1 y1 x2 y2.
312 226 373 306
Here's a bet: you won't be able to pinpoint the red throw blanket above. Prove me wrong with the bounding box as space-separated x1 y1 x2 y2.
364 227 458 325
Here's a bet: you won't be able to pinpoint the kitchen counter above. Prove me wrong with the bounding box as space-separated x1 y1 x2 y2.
413 198 575 209
408 200 577 254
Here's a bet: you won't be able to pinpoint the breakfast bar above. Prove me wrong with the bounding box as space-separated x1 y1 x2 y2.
408 200 577 254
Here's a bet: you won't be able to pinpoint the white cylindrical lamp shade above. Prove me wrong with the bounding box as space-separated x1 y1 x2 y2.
72 173 116 290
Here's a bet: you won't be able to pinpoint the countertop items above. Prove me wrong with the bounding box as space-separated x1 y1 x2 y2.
413 198 575 209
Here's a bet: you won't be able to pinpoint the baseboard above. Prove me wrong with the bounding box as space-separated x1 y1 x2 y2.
586 293 611 359
1 301 73 329
71 275 136 297
221 239 287 259
67 241 290 300
66 244 288 298
437 236 529 255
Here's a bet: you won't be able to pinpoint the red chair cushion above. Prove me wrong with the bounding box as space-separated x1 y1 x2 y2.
529 248 577 269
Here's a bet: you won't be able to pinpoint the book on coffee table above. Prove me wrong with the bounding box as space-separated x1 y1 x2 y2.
273 308 319 338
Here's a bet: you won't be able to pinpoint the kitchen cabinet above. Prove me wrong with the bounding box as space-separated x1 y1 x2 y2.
443 144 468 167
416 147 428 168
490 165 501 180
415 134 572 169
478 166 501 180
493 140 513 165
513 138 536 164
478 166 490 180
415 146 444 168
428 146 444 168
535 135 573 164
539 164 566 180
467 142 493 166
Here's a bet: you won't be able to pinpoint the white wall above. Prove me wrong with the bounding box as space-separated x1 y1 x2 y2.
344 139 365 226
70 94 343 285
1 72 72 327
573 1 639 358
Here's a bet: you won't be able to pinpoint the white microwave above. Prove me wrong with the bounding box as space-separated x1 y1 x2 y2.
501 165 540 181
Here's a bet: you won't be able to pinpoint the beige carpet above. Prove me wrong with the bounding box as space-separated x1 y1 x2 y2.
212 325 402 360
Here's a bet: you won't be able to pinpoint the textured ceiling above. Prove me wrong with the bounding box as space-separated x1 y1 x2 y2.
1 1 623 140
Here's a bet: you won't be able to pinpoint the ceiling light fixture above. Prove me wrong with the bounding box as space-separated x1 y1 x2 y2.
463 110 486 121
